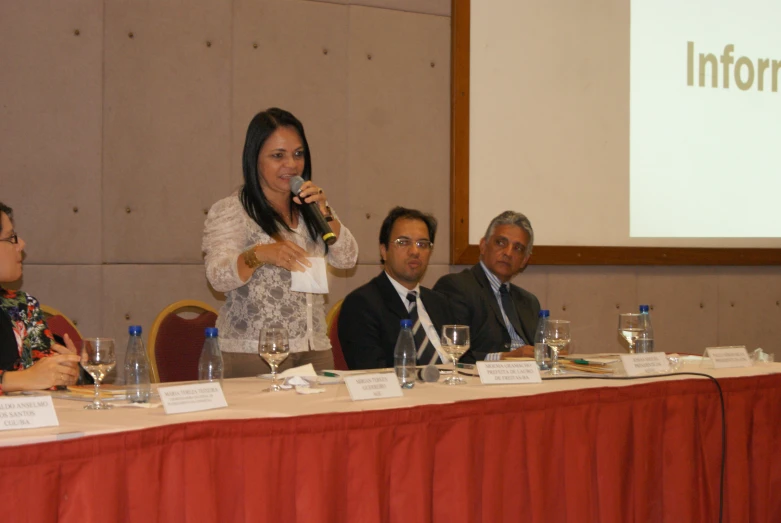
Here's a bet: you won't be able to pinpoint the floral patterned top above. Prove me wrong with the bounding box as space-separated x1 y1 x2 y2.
202 194 359 355
0 288 56 394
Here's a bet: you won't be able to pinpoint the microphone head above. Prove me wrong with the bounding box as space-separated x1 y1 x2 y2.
417 365 440 383
289 175 305 194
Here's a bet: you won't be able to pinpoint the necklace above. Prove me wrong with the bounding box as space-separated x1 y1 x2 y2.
276 206 293 226
269 197 294 227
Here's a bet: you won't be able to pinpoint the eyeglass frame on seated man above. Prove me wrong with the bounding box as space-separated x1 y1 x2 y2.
391 238 433 250
0 233 18 245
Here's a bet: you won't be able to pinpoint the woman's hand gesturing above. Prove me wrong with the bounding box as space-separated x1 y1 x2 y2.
256 241 312 273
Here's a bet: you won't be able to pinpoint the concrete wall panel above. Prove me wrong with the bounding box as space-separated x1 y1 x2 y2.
103 0 232 263
347 6 451 264
0 1 103 263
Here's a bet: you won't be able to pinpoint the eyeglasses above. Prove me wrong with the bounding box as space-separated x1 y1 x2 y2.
0 233 18 245
392 238 433 250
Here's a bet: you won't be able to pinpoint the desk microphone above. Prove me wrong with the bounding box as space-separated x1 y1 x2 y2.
289 176 336 245
417 365 440 383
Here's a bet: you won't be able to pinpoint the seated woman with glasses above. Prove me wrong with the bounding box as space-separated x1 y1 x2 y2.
0 201 80 394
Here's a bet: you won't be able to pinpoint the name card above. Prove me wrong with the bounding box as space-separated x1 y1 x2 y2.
344 373 403 401
705 346 752 368
620 352 671 376
0 396 58 432
476 361 542 384
158 382 228 415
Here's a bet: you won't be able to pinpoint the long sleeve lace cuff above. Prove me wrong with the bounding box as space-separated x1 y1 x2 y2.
326 215 358 269
202 197 250 293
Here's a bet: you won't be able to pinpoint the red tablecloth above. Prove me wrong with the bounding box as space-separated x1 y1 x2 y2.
1 374 780 523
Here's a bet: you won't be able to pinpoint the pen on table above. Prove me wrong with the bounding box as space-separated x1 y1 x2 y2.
321 370 394 378
565 358 608 366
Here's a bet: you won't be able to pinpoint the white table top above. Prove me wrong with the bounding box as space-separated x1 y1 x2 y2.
1 361 779 448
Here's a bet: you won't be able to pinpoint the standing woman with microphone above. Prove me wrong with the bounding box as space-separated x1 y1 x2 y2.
202 108 358 377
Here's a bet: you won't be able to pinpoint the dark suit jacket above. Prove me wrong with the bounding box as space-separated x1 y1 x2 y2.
338 272 453 370
433 264 541 363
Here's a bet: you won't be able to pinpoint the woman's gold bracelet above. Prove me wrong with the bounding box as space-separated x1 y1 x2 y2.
242 247 264 269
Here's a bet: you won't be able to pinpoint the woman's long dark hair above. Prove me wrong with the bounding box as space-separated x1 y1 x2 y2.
239 108 320 244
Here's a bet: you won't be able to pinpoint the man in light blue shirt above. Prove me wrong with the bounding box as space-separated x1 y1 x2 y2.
434 211 541 363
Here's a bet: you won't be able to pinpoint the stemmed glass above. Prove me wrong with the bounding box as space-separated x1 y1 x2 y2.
618 313 645 353
545 320 571 376
80 338 116 410
258 327 290 392
440 325 470 385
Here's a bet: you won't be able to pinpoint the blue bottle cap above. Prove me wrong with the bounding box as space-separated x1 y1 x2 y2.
205 327 218 337
400 319 412 329
639 305 650 313
128 325 142 335
539 310 550 317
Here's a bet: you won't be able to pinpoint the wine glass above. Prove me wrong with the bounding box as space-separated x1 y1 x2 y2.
258 327 290 392
440 325 470 385
618 313 645 353
544 320 571 376
80 338 116 410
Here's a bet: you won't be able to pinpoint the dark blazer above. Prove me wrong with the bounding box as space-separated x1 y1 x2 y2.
433 264 541 363
338 272 453 370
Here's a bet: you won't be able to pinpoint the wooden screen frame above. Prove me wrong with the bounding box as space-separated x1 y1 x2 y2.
450 0 781 266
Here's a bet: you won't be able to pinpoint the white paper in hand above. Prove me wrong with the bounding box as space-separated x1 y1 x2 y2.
291 257 329 294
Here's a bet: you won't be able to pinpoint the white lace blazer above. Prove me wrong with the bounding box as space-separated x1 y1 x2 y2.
202 194 358 354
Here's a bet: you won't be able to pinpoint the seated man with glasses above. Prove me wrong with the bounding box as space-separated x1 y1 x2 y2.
434 211 541 363
339 207 453 369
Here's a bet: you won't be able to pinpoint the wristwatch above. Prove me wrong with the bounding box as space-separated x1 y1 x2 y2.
242 247 264 269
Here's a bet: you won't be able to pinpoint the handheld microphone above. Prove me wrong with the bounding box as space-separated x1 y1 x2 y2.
289 176 336 246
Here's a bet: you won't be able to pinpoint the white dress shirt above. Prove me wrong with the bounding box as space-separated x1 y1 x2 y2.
384 273 445 363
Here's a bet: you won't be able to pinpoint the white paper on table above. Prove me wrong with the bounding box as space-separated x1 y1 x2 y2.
295 385 326 394
279 364 318 378
290 257 329 294
279 374 326 394
260 364 318 381
112 402 163 409
284 376 312 386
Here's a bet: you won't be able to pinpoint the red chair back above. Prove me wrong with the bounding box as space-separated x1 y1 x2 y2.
149 301 218 383
41 306 84 353
327 301 348 371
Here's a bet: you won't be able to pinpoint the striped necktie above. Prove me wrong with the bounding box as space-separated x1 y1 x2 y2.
406 291 439 365
500 284 526 344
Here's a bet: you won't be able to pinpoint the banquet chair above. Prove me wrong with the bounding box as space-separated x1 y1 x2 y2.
325 299 348 370
41 304 93 384
41 304 83 350
147 300 218 383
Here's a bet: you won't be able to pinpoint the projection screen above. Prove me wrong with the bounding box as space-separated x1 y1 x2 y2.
450 0 781 265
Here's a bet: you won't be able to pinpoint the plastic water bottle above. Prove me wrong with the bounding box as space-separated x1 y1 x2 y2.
394 319 417 389
198 328 224 382
534 310 551 370
124 325 151 403
637 305 655 353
